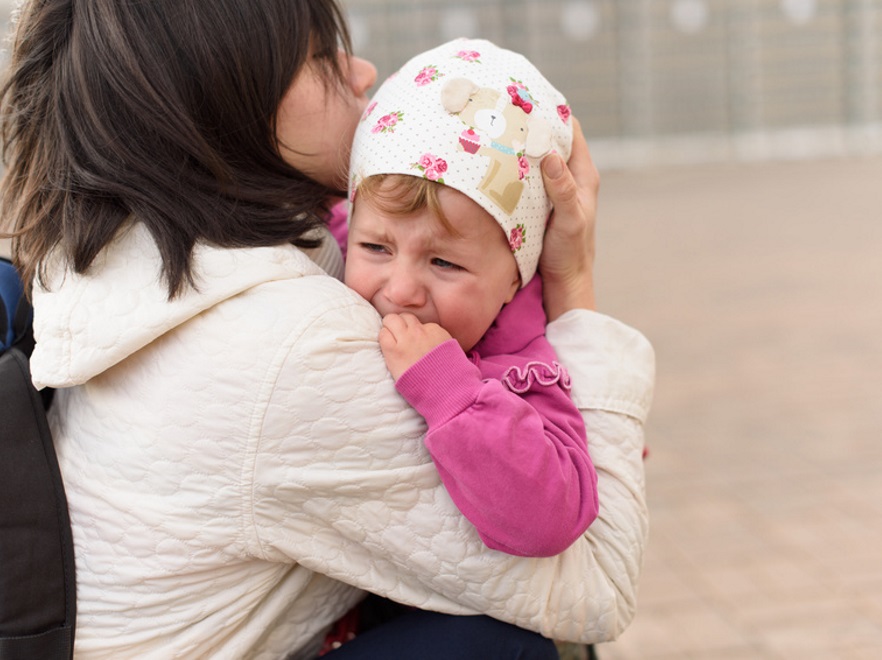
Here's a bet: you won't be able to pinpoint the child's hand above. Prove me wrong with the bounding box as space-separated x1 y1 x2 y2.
379 313 452 380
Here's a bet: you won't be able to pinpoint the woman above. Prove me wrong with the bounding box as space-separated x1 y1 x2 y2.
0 1 654 658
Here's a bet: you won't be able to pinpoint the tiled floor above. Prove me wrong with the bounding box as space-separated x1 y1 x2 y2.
589 156 882 659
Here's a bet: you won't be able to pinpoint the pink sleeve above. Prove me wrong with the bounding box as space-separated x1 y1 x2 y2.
395 339 599 557
325 199 349 259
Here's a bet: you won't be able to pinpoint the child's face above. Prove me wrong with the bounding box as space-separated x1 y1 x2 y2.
345 186 521 352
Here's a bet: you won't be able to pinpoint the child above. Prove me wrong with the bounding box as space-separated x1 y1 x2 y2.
343 39 599 558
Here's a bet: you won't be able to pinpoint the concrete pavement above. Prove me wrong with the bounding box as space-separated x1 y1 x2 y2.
592 156 882 659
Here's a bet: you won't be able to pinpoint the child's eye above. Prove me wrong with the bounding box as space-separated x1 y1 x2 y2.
360 242 388 254
431 257 463 270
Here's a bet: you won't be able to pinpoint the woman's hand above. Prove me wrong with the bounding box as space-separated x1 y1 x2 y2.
540 118 599 320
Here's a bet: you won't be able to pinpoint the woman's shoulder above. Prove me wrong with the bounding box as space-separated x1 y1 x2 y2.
240 269 380 336
208 268 386 385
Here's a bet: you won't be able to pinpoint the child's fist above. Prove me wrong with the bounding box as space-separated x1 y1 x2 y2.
379 313 452 380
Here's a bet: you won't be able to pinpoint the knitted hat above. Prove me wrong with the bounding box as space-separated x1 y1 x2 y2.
349 38 574 286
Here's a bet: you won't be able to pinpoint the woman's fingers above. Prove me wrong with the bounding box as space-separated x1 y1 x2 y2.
566 118 600 202
539 117 599 318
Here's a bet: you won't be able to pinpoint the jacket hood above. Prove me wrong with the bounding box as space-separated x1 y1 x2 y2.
30 222 335 390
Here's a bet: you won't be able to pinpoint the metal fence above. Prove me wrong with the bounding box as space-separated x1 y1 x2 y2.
342 0 882 168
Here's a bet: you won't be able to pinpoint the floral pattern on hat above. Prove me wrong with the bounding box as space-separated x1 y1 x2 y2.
415 65 444 86
455 49 481 63
557 104 572 124
517 155 530 181
509 224 526 252
411 153 448 183
372 111 404 134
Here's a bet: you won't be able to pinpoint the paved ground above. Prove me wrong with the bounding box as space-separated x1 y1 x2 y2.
4 156 882 658
589 156 882 659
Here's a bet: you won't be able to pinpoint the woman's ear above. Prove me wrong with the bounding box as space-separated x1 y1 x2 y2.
441 78 479 113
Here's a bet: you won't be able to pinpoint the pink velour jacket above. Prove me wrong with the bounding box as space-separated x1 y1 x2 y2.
394 276 599 557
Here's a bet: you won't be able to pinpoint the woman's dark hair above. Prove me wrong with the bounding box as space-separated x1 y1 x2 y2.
1 0 352 298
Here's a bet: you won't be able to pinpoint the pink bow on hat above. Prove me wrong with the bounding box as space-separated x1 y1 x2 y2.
507 84 534 114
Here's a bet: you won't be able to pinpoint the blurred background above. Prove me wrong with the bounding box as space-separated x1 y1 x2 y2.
3 1 882 657
343 0 882 168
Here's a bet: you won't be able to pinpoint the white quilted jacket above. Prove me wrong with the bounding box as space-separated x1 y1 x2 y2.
30 222 654 659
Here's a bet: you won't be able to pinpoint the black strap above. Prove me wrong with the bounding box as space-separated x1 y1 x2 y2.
0 348 76 658
11 290 35 357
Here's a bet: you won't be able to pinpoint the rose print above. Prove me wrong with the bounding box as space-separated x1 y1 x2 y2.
414 65 444 86
372 111 404 134
517 155 530 180
454 50 481 63
509 224 526 252
411 153 448 183
557 104 571 123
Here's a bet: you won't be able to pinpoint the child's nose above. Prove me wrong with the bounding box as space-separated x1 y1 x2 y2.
383 267 427 309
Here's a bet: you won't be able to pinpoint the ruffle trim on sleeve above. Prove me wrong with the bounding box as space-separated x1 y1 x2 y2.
501 360 572 394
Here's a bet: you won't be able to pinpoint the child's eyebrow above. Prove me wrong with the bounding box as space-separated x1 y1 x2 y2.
351 224 391 243
426 231 481 258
